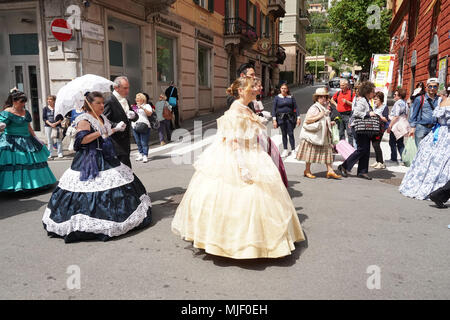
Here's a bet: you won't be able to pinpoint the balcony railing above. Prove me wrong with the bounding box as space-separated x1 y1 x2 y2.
224 18 257 41
298 9 311 26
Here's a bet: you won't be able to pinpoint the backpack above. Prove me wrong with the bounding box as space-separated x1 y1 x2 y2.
162 102 173 120
336 88 354 101
414 94 440 121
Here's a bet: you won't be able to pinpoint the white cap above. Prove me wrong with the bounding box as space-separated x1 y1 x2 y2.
427 77 439 84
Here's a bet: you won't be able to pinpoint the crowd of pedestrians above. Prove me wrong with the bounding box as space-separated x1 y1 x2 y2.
0 67 448 257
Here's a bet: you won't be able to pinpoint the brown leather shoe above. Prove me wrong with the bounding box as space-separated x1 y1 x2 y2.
304 170 316 179
326 171 342 179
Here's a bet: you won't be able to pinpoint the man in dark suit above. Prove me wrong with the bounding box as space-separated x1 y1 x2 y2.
226 62 256 112
104 76 137 168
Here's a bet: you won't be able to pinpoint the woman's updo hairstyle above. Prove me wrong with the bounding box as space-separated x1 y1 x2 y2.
11 90 28 103
82 91 104 112
226 77 255 98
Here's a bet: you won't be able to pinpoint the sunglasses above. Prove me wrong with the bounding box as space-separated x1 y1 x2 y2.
428 85 438 89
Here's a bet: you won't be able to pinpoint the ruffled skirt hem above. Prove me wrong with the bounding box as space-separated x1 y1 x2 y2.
174 230 304 259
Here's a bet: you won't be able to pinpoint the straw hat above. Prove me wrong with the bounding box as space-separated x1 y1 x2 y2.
312 87 330 101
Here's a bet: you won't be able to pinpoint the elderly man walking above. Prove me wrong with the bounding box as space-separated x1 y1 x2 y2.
330 79 355 146
409 78 442 147
104 76 138 168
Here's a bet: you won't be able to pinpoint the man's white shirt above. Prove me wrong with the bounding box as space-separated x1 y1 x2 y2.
113 90 130 113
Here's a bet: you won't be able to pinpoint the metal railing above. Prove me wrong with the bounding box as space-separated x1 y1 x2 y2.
224 18 257 38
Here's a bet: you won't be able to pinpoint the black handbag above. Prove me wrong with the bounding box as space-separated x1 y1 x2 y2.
148 112 160 130
134 122 149 133
353 115 381 136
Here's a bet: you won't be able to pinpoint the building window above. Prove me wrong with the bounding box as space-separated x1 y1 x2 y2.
195 0 214 12
157 34 175 83
109 40 123 67
198 46 210 87
248 2 254 27
279 20 283 33
9 34 39 55
429 56 438 78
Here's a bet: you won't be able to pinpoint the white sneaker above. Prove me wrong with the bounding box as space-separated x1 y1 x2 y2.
142 155 148 163
58 153 63 158
370 162 378 168
281 150 289 158
136 154 143 161
374 162 386 169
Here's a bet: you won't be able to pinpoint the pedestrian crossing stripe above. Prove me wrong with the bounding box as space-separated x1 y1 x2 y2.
140 133 410 174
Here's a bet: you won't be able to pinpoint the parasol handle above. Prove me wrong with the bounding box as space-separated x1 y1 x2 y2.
84 97 104 127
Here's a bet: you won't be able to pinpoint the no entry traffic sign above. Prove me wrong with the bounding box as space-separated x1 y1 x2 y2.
51 19 73 42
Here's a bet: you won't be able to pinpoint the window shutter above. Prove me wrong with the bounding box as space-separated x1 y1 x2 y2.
235 0 239 19
260 12 263 37
265 16 269 37
253 5 257 27
246 0 249 22
208 0 214 13
225 0 229 18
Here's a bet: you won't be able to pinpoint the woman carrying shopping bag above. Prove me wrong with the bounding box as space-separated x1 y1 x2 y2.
296 87 341 179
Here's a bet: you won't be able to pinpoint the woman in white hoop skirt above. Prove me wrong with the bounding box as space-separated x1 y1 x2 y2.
171 77 305 259
42 92 152 243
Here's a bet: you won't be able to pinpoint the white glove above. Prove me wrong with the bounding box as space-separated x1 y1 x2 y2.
234 146 253 184
126 110 136 119
0 122 6 130
115 121 127 132
240 168 254 185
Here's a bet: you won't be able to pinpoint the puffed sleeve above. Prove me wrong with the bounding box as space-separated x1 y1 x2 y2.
0 111 11 124
217 111 264 141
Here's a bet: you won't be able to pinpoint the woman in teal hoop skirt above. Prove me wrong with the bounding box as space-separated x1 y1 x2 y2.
0 91 56 192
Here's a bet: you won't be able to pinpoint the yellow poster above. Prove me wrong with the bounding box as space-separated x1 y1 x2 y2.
438 57 448 92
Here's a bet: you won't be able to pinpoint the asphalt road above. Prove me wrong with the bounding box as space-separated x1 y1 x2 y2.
1 84 449 300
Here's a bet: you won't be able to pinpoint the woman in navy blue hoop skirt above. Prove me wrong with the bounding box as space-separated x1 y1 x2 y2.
42 92 151 243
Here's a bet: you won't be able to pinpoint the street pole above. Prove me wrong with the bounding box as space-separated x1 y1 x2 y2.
315 39 318 82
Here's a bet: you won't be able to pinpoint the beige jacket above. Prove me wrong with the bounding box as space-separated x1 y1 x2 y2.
299 102 332 146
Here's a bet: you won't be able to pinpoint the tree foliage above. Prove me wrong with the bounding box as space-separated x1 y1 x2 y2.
308 12 329 32
328 0 391 71
306 33 340 60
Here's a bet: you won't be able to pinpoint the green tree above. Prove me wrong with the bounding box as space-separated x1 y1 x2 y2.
308 12 329 33
328 0 391 72
306 33 340 60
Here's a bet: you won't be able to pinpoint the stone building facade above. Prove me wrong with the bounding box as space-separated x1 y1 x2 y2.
0 0 286 131
279 0 309 85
